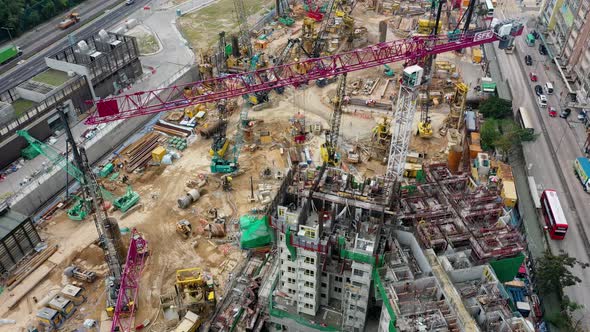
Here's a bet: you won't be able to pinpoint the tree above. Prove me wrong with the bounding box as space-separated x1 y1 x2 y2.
536 250 589 298
479 96 513 119
480 119 500 151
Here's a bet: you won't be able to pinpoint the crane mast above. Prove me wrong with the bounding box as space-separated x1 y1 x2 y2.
233 0 252 58
321 73 347 166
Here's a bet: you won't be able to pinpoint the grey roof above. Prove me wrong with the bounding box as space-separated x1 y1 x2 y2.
0 209 29 239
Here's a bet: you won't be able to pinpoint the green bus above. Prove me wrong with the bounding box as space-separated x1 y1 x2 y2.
526 34 535 47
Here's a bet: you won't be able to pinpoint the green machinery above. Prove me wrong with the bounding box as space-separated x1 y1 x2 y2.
16 130 140 220
279 16 294 26
383 64 394 77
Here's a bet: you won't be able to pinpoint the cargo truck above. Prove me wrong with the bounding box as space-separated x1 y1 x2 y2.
573 157 590 192
0 44 22 65
57 13 80 30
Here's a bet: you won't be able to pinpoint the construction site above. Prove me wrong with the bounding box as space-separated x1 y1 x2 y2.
0 0 541 331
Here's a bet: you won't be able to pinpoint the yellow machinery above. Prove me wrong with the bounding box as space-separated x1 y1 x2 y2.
176 220 192 239
448 82 468 129
320 74 347 166
372 117 391 146
417 86 433 138
185 104 206 119
417 18 442 34
209 138 230 157
175 268 216 315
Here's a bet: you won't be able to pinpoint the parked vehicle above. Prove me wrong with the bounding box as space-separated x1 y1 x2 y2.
534 85 543 96
529 72 537 82
539 44 548 55
0 44 22 65
537 95 547 108
548 106 557 117
577 110 586 121
560 108 571 118
574 157 590 192
525 55 532 66
57 12 80 30
532 30 540 39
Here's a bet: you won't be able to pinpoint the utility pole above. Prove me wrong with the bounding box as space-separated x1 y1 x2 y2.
1 27 14 44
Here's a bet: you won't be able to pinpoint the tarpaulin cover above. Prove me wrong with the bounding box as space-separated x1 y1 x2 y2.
239 215 272 249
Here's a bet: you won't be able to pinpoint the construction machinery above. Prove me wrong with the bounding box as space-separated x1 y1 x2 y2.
88 20 523 125
87 21 523 206
383 64 394 77
176 220 193 239
113 186 140 213
233 0 252 59
64 265 97 283
320 74 347 166
67 195 90 221
222 175 233 191
17 105 147 332
417 0 446 139
175 268 216 316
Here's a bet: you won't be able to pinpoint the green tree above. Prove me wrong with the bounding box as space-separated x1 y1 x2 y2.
479 96 513 119
41 2 56 20
536 250 589 297
480 119 499 151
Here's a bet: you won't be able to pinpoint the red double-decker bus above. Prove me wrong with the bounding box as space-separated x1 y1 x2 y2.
540 189 568 240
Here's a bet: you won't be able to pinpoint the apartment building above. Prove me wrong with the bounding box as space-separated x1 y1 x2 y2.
542 0 590 97
270 203 378 332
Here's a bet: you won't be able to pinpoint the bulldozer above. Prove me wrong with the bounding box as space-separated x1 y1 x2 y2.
177 220 192 239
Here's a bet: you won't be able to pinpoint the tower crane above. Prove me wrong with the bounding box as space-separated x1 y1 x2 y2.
320 73 347 166
17 108 147 332
233 0 252 58
88 20 523 203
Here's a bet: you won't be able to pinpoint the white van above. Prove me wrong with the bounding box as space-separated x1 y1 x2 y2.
538 95 547 107
545 82 554 95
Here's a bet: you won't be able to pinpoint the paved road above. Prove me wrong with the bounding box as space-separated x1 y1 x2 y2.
0 0 120 74
498 3 590 325
0 0 151 93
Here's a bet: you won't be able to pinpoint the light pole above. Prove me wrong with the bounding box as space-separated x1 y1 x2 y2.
1 27 14 44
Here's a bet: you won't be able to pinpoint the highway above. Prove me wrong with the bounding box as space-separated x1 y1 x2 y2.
0 0 151 93
498 4 590 324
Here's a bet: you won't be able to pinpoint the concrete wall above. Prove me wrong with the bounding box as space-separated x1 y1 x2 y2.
15 86 48 103
394 230 432 275
10 66 198 216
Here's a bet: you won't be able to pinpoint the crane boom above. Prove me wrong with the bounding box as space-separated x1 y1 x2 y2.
88 21 523 125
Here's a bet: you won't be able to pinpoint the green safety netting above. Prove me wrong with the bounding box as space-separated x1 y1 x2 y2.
489 253 526 283
240 215 273 249
21 145 40 160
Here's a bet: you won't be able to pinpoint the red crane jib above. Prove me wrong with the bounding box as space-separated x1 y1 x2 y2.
88 26 522 125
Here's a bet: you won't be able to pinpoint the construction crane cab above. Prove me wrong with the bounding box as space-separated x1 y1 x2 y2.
383 64 394 77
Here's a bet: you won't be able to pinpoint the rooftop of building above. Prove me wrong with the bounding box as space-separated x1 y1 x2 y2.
31 69 71 87
0 208 30 239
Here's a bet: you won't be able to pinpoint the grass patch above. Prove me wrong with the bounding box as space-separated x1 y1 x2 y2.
31 69 70 87
136 34 160 55
177 0 270 50
12 99 36 118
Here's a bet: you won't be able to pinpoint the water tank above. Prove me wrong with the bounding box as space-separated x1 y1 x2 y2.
0 102 16 126
77 40 90 54
98 29 110 42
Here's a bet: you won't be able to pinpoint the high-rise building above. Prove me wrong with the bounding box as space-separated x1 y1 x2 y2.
542 0 590 96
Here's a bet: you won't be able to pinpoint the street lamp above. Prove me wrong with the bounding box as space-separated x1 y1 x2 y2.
1 27 14 44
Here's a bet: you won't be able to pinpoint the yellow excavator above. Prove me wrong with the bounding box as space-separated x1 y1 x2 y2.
320 74 347 166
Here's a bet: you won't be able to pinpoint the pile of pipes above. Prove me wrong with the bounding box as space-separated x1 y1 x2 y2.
120 132 164 172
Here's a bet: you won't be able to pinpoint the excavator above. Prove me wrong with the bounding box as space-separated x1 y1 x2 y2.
176 220 192 239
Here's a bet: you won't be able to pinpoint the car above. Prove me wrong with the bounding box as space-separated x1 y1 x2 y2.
529 72 538 82
535 85 543 96
125 0 135 4
525 55 533 65
560 108 572 118
538 95 547 107
578 110 587 121
539 44 548 55
532 30 540 39
548 106 557 117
